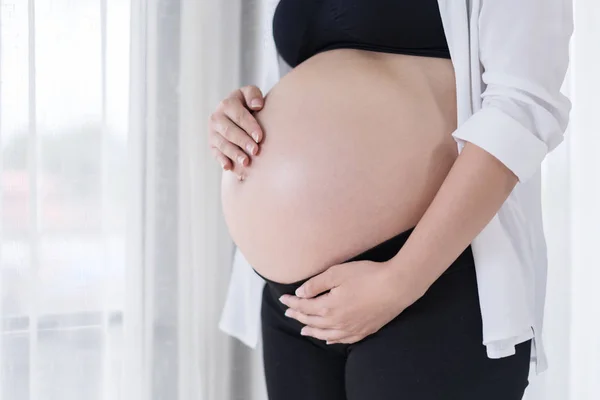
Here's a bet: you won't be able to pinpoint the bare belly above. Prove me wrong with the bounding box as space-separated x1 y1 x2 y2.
221 49 457 283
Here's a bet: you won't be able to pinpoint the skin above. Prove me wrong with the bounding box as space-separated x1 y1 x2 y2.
208 51 518 345
220 50 459 284
280 142 518 344
208 85 265 178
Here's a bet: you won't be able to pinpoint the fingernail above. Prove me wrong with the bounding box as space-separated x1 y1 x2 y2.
284 309 292 317
251 132 260 143
238 155 246 165
246 143 256 155
300 328 307 336
278 295 287 304
295 287 305 298
250 99 262 108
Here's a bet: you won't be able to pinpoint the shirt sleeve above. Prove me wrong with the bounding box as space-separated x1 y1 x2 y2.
451 0 573 182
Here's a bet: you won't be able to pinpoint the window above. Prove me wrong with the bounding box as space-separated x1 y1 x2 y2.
1 1 130 399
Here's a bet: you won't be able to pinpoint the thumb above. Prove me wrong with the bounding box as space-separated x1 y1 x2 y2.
239 85 264 110
296 265 342 298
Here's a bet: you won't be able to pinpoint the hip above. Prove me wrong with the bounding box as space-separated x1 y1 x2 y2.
260 231 532 399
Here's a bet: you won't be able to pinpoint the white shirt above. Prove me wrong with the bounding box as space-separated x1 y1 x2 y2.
219 0 573 375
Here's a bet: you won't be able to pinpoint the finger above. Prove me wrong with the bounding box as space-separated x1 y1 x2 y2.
300 327 347 342
327 335 363 345
339 335 364 345
209 133 250 167
219 96 263 143
239 85 264 111
230 159 248 181
211 148 232 171
279 293 331 316
284 309 332 329
211 115 259 156
295 266 342 298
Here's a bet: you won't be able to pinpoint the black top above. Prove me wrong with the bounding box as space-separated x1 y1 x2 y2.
273 0 451 68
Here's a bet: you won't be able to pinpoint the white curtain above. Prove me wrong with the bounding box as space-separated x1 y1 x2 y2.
526 1 600 399
0 0 253 399
1 0 131 399
0 1 598 400
126 0 250 399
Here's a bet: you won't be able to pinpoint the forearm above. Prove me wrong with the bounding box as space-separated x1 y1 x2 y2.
388 142 519 292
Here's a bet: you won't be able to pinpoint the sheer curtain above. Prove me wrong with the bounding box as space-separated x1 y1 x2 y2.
0 0 251 399
1 0 130 399
124 0 246 398
526 1 600 399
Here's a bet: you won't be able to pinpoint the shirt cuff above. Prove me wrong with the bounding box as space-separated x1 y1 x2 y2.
452 107 548 182
484 328 535 360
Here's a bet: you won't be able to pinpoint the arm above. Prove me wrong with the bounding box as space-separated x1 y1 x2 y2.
389 0 573 291
388 143 517 292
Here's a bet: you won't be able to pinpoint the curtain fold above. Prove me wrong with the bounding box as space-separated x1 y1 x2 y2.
564 1 600 398
526 1 600 399
179 0 241 399
126 1 245 399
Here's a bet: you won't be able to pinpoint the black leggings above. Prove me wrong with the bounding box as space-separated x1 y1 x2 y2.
259 229 531 400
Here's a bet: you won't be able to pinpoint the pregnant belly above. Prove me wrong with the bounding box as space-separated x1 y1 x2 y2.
221 50 458 283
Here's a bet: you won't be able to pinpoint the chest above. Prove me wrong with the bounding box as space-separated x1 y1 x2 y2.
272 0 450 67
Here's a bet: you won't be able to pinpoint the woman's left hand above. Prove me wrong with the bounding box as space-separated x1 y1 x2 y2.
279 260 427 344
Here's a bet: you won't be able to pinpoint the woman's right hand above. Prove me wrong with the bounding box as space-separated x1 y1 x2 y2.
208 85 265 179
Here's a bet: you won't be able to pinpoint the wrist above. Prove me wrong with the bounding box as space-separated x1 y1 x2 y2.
383 253 435 304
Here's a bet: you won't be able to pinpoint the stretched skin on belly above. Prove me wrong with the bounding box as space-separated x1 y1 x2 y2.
221 49 457 284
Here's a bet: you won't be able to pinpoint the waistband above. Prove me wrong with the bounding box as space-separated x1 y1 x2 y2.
253 227 475 299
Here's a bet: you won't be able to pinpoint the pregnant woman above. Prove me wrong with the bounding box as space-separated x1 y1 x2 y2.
212 1 572 399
